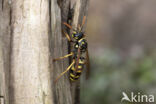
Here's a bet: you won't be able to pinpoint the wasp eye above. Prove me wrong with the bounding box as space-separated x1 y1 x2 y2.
73 32 84 40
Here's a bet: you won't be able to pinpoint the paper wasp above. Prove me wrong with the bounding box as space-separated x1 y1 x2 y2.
53 16 90 83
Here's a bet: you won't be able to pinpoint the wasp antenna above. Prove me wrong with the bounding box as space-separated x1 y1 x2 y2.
63 22 72 29
81 16 86 29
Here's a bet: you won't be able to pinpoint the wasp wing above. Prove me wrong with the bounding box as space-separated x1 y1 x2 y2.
74 48 81 75
85 49 90 79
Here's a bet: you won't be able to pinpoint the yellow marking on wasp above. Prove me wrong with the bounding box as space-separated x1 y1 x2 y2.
78 38 85 42
70 73 75 77
78 65 82 69
70 74 80 78
76 45 79 48
71 66 76 71
79 59 85 64
75 76 80 78
70 77 75 81
72 34 74 38
77 70 82 73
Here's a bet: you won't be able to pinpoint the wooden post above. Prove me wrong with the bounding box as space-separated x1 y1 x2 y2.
0 0 89 104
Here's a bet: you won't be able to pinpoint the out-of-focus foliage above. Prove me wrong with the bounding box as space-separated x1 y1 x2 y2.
80 0 156 103
81 50 156 104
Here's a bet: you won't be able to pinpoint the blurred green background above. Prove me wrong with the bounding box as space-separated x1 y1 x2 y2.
80 0 156 104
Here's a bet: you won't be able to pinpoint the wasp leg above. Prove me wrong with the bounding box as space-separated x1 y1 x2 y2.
55 60 75 83
63 31 72 42
53 52 74 61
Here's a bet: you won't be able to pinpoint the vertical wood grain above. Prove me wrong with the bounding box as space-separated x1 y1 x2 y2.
10 0 53 104
0 0 11 104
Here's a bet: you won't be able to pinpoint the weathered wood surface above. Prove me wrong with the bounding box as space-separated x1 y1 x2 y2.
50 0 72 104
0 0 89 104
9 0 53 104
0 0 11 104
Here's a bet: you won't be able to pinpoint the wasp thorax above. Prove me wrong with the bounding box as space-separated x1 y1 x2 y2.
74 39 87 52
72 31 84 40
79 39 87 51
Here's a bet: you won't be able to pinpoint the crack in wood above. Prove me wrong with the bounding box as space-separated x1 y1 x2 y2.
9 8 12 26
2 0 4 11
40 0 43 19
42 91 46 104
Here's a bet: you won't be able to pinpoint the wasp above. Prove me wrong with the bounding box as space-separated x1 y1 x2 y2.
53 16 90 83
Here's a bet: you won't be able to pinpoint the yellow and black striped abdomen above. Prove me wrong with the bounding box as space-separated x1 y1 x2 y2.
69 58 85 81
70 65 83 81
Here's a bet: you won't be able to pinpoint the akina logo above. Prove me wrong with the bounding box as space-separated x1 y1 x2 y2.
121 92 154 103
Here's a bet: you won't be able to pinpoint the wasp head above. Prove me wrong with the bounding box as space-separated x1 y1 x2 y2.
72 31 84 40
